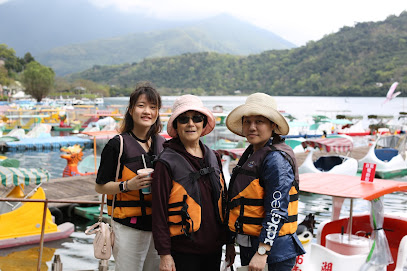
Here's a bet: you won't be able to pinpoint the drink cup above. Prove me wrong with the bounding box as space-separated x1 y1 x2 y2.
137 168 154 194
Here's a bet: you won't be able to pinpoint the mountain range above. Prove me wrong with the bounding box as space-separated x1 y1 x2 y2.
0 0 187 55
68 11 407 97
0 0 296 75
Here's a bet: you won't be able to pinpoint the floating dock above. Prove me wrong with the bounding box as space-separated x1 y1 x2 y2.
2 136 92 152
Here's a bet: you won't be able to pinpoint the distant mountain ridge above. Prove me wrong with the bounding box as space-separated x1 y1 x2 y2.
0 0 188 55
0 0 296 76
69 11 407 97
36 14 295 75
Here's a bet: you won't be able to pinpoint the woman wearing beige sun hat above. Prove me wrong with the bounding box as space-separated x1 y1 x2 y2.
152 95 235 271
225 93 305 271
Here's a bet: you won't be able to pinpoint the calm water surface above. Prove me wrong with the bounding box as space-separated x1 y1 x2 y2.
0 96 406 270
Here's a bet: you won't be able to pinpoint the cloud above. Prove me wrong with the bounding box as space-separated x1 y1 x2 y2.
90 0 406 45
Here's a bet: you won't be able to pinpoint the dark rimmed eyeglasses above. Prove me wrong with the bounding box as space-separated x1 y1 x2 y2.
177 115 204 124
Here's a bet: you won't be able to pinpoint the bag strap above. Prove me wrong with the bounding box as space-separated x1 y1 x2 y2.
99 134 123 223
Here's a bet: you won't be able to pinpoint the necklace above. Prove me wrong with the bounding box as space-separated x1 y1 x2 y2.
130 131 148 143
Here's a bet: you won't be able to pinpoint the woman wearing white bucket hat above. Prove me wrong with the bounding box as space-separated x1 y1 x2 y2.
226 93 305 271
152 95 235 271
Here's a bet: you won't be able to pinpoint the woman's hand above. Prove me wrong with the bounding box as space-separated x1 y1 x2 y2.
160 254 176 271
225 244 236 267
248 252 267 271
126 173 152 191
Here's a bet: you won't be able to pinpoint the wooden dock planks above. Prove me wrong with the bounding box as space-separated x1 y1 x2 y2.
26 175 99 208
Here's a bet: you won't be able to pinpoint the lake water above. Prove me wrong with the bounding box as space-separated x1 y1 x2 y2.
0 96 406 270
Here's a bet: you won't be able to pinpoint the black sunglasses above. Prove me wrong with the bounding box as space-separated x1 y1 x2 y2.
177 115 204 124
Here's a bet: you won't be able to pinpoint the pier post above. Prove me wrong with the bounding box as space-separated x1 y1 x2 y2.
37 199 48 271
51 254 63 271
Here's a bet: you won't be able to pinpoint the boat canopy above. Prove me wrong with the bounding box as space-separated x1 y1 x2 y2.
299 173 407 200
0 166 50 187
301 137 353 153
81 130 118 137
216 148 245 160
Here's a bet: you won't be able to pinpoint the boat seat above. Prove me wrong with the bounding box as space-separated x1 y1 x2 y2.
375 148 399 162
302 243 367 270
0 185 25 215
314 156 345 172
6 184 25 198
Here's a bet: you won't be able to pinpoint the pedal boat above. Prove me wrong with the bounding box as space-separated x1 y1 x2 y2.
298 136 358 176
294 173 407 271
358 135 407 179
0 184 74 249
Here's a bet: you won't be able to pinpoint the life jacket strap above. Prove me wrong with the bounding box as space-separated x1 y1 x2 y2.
139 192 147 216
228 197 264 209
287 214 298 223
168 195 194 239
234 203 244 234
107 199 152 208
232 166 258 178
237 216 264 225
189 166 214 182
290 193 299 202
125 154 157 166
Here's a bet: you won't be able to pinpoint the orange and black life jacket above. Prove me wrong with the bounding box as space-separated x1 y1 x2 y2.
107 133 165 219
157 145 226 238
227 139 299 237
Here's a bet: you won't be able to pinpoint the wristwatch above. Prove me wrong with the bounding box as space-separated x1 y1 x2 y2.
257 246 271 256
119 181 128 192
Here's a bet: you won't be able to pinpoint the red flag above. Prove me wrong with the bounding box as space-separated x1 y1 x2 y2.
361 163 376 182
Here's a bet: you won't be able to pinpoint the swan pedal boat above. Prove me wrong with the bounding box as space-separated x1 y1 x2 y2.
298 136 358 176
294 173 407 271
0 184 74 249
358 135 407 179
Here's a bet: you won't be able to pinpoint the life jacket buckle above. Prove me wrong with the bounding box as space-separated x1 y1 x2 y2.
235 219 243 233
181 224 190 236
181 203 191 219
199 168 210 175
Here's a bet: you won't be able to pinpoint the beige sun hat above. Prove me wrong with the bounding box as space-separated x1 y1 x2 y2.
167 95 216 138
226 93 289 136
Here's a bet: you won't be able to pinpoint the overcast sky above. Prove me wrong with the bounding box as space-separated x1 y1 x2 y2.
2 0 406 46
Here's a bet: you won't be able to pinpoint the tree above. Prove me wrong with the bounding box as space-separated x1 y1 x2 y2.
23 52 35 64
22 61 55 102
0 44 22 73
0 66 10 86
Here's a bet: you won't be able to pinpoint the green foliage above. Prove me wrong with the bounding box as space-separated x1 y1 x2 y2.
53 77 110 97
0 44 36 87
0 66 10 86
22 61 55 102
0 44 22 74
68 11 407 97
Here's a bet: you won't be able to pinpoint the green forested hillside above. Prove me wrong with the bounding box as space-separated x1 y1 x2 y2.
69 11 407 97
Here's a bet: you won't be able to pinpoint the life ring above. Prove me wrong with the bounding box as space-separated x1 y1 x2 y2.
67 203 80 219
49 207 63 225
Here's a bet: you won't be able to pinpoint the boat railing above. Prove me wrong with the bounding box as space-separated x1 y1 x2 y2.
0 197 102 271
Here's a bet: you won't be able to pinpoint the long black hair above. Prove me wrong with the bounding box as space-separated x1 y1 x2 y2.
119 81 162 140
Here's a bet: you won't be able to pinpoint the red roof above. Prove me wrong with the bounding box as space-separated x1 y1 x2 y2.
216 148 245 159
301 137 353 153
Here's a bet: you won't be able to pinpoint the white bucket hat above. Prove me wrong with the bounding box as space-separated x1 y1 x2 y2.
226 93 289 136
167 95 216 138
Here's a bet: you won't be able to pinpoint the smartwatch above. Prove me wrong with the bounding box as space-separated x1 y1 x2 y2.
257 246 271 256
119 181 128 192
